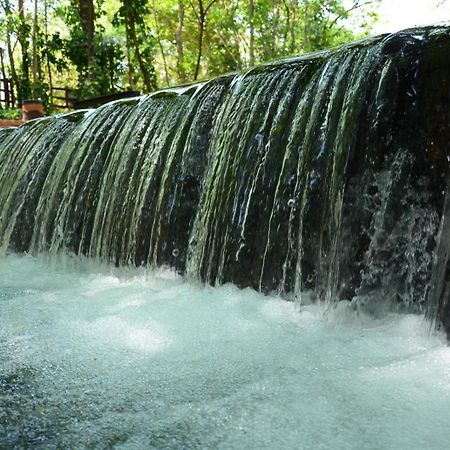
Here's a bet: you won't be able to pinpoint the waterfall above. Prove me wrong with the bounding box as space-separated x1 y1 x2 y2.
0 27 448 331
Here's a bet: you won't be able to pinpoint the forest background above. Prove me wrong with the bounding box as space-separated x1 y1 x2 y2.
0 0 395 113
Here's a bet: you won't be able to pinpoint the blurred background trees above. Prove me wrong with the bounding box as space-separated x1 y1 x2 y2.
0 0 380 106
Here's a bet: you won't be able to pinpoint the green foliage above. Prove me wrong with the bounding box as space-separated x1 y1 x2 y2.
61 32 125 98
93 37 125 92
113 0 158 91
0 108 22 120
55 0 120 97
0 0 381 105
43 32 69 73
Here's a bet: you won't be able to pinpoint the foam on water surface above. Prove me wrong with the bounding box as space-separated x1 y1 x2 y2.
1 254 450 449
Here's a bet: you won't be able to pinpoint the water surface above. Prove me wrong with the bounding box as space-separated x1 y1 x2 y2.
1 255 449 449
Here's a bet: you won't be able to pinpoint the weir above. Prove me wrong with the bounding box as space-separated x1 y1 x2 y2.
0 27 448 332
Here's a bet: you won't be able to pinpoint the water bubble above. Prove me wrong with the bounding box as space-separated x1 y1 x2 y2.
172 248 180 258
287 199 295 208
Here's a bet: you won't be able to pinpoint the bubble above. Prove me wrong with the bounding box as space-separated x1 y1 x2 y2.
172 248 180 258
287 199 295 208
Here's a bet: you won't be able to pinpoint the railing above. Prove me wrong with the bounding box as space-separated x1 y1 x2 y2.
50 86 77 109
0 80 76 110
0 78 15 108
0 79 135 111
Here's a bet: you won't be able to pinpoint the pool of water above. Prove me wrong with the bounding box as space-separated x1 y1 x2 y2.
1 254 449 449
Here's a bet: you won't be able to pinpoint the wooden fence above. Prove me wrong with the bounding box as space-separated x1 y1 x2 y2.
50 86 77 109
0 78 15 108
0 79 76 110
0 80 133 111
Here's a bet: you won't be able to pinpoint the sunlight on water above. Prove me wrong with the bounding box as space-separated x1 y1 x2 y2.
1 254 450 449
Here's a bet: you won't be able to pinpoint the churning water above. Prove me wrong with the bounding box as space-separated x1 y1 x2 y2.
1 254 449 449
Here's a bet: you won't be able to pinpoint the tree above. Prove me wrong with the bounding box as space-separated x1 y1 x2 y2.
0 0 19 103
114 0 157 92
249 0 254 67
78 0 95 72
189 0 217 80
0 0 381 104
17 0 31 102
175 0 186 82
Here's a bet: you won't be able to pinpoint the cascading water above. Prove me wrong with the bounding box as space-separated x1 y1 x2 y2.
1 27 450 448
1 27 448 328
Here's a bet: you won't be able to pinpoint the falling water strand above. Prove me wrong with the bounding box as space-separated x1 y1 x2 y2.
0 28 448 325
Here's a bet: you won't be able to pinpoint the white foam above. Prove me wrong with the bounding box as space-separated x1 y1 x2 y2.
1 254 449 449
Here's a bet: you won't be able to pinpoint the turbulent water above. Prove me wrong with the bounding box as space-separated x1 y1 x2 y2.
1 255 450 449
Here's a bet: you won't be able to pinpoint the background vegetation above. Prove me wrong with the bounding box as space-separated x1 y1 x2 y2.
0 0 381 106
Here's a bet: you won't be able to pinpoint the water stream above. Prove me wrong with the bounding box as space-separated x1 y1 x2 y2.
1 28 448 325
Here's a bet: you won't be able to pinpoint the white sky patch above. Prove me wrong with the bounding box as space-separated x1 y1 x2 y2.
373 0 450 34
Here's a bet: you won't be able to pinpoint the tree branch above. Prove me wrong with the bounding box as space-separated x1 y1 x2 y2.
328 0 381 29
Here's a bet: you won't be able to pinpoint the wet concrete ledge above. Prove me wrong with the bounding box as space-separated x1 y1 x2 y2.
0 119 24 127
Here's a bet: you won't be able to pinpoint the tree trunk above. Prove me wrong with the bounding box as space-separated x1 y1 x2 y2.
2 0 19 106
44 0 53 103
18 0 31 102
303 0 309 52
32 0 39 97
271 0 279 58
79 0 95 72
125 28 135 90
127 10 154 92
175 0 186 82
153 10 170 87
193 0 216 80
249 0 255 67
194 8 205 81
290 0 296 53
0 49 8 107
